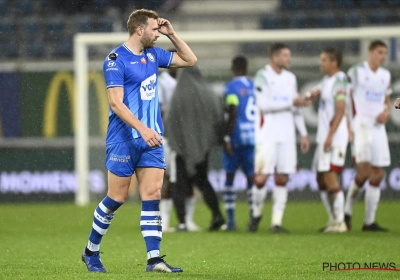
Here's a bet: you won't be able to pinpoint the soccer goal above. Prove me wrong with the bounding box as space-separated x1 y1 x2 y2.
74 26 400 206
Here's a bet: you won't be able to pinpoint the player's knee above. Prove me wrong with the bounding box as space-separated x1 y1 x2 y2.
356 163 371 181
316 175 325 190
254 175 267 188
275 174 288 186
370 168 384 186
141 184 162 200
225 173 235 186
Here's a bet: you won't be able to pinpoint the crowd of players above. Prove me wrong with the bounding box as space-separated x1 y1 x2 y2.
80 8 396 274
159 40 393 234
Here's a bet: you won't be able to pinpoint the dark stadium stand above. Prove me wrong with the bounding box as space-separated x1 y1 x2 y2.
0 0 398 59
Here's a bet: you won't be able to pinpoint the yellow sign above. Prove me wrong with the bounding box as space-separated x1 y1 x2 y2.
43 71 109 138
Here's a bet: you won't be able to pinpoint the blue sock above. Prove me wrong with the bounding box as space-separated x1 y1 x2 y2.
141 200 162 260
223 181 236 226
87 195 123 252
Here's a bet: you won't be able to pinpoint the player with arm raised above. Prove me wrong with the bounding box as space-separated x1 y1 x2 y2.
344 40 391 232
222 55 256 231
249 43 310 233
81 9 196 273
309 49 349 233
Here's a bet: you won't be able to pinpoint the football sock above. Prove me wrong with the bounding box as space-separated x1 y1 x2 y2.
344 178 362 216
365 184 380 225
320 190 334 223
330 190 344 223
160 198 173 230
223 181 236 225
87 195 122 252
185 196 196 225
141 200 162 260
250 185 267 218
271 186 287 226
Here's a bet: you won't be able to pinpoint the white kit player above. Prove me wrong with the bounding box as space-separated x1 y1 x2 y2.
344 40 392 232
249 43 310 233
158 61 200 232
308 49 350 233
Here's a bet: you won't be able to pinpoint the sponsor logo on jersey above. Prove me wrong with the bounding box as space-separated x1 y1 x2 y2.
141 57 147 64
140 74 157 100
272 95 290 102
365 90 384 102
147 53 155 62
107 61 116 67
108 53 118 60
130 61 139 64
106 68 118 71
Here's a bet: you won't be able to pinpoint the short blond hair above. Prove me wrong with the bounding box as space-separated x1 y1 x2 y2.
127 9 159 36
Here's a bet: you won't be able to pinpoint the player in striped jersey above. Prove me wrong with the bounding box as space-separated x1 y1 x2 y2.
344 40 392 232
222 55 255 231
308 49 350 233
81 9 196 273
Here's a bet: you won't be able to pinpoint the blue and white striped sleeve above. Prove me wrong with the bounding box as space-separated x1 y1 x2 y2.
155 47 173 68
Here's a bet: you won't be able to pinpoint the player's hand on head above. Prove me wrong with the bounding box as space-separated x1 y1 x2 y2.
157 18 175 36
139 126 163 147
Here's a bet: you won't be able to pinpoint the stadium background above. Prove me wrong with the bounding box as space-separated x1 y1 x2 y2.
1 0 400 203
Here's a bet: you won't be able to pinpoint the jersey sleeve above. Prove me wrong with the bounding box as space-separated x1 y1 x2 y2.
224 84 239 106
332 75 348 101
103 55 125 88
292 107 307 137
386 72 393 95
154 47 174 68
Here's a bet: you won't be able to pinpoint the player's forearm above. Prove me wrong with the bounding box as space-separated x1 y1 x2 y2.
225 106 238 136
256 94 291 113
167 33 197 66
293 110 308 137
110 102 147 132
327 109 345 140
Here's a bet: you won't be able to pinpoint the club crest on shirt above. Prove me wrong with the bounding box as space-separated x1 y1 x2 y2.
141 57 147 64
240 88 247 96
146 53 155 62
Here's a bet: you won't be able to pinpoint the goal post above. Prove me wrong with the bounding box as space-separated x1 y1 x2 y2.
73 26 400 206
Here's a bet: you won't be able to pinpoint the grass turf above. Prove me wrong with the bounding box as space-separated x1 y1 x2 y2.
0 200 399 279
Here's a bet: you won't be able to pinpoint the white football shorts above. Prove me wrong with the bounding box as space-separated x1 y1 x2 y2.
353 117 390 167
312 143 347 173
255 140 297 175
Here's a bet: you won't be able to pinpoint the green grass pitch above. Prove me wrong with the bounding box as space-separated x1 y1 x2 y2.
1 200 399 279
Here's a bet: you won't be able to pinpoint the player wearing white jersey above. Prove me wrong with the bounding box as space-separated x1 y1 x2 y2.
158 64 200 232
249 43 310 233
308 49 350 233
344 40 392 232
